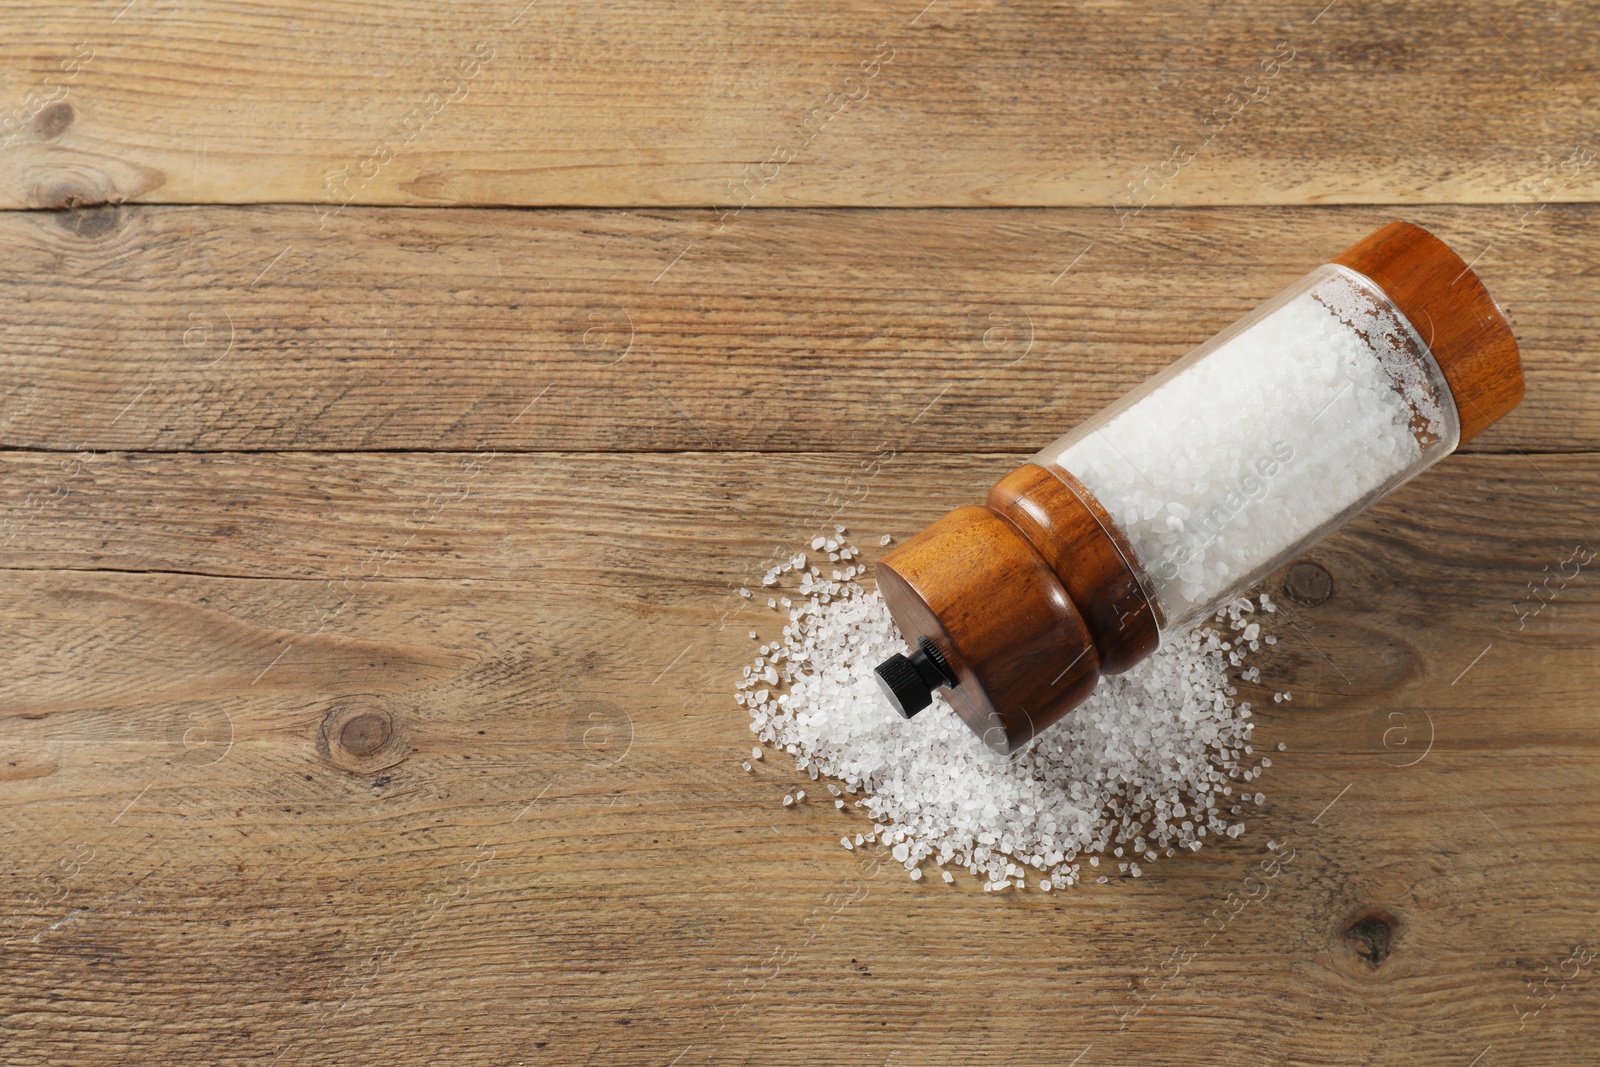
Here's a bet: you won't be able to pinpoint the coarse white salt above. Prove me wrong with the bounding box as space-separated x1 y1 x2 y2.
741 537 1277 889
1036 267 1454 630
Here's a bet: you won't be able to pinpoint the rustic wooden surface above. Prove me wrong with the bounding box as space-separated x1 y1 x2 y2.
2 2 1599 1065
1 203 1595 454
0 1 1596 209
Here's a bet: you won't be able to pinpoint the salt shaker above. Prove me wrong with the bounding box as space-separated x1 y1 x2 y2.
873 221 1523 754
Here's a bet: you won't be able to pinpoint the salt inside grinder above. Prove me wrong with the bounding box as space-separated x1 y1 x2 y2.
873 221 1524 754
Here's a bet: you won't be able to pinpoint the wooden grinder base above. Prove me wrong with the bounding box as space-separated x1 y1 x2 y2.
877 465 1159 754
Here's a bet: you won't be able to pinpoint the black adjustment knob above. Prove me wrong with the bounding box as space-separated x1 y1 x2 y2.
873 654 925 718
874 637 959 719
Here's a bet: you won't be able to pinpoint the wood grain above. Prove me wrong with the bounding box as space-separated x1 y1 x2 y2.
0 0 1594 210
0 448 1596 1064
3 1 1599 1058
0 202 1593 453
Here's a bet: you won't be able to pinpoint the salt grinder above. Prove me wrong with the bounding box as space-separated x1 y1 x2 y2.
873 221 1524 754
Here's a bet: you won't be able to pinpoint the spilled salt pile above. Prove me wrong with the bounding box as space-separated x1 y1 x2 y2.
737 532 1280 891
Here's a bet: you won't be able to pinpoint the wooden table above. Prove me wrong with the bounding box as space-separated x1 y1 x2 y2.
1 3 1596 1063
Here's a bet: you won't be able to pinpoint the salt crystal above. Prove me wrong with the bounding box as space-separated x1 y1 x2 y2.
842 837 854 850
752 747 763 760
811 536 826 550
910 868 923 881
738 588 751 598
783 795 794 806
881 534 893 545
942 870 954 883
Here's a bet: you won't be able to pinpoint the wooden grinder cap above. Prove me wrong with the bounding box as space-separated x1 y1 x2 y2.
1333 220 1524 444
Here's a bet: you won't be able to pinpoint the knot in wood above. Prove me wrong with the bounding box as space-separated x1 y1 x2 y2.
339 713 391 758
33 101 74 141
1281 559 1334 606
320 700 405 776
1343 908 1397 969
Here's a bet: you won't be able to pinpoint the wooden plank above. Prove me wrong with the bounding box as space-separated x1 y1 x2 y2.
0 448 1597 1061
0 1 1594 209
0 202 1592 453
